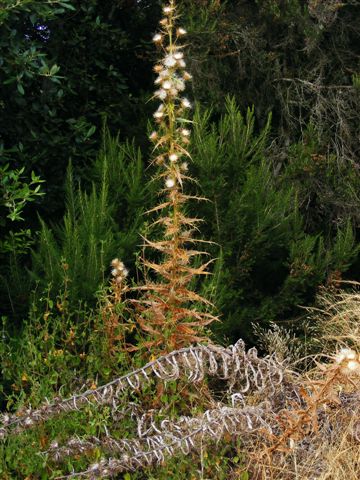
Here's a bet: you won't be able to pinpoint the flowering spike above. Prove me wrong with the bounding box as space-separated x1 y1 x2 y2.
135 0 217 353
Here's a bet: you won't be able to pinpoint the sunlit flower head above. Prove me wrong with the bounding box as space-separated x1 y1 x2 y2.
155 89 167 100
174 77 185 91
181 128 191 136
335 348 357 364
165 178 176 188
162 80 172 90
153 111 164 119
169 153 178 162
163 5 174 14
164 55 177 68
347 360 360 371
153 33 162 43
181 98 192 109
177 27 187 36
149 131 158 141
111 258 125 270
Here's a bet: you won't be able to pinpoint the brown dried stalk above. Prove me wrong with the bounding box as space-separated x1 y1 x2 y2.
100 261 130 355
133 0 218 352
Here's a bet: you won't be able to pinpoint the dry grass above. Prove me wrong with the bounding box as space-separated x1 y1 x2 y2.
310 283 360 353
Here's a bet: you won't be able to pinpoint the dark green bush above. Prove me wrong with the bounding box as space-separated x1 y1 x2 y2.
190 98 359 342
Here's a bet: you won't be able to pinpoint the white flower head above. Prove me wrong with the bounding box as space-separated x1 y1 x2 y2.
160 69 169 78
149 131 158 141
165 178 176 188
177 27 187 36
174 52 184 60
162 80 172 90
347 360 360 371
183 71 192 81
181 97 192 109
153 111 164 119
169 153 178 162
111 258 120 267
155 89 167 100
153 33 162 43
177 59 186 68
181 162 189 171
336 348 357 363
174 77 185 91
164 55 177 67
181 128 191 136
163 5 174 14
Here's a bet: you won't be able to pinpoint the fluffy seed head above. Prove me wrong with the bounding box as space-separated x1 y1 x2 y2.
111 258 125 270
159 69 170 78
181 98 192 109
174 78 185 91
177 27 187 36
336 348 357 364
347 360 360 371
162 80 172 90
169 153 178 162
164 55 177 67
165 178 176 188
149 131 158 141
153 33 162 43
163 5 174 14
155 89 167 100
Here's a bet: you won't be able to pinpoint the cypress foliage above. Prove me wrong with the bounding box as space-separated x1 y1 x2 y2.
189 99 359 342
31 133 151 308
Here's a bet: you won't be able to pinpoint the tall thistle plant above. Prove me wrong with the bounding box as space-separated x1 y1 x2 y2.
133 0 218 352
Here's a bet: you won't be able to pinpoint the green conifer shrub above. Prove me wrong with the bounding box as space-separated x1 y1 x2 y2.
189 98 359 342
30 132 152 309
